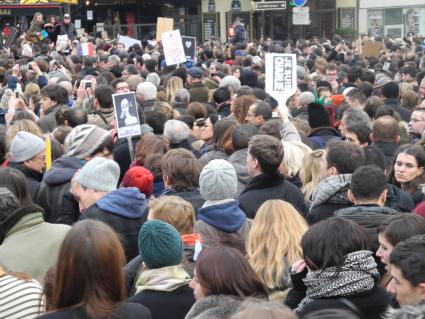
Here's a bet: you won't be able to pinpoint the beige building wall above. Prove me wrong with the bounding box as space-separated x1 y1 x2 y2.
336 0 356 8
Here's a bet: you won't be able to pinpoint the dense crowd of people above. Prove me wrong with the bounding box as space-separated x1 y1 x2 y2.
1 11 425 319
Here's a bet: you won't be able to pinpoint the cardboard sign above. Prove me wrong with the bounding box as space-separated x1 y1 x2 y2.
362 40 382 58
265 53 297 110
112 92 141 138
156 17 174 42
181 36 196 60
118 35 142 48
162 29 187 66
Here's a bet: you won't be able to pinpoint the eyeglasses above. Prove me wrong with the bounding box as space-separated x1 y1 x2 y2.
246 112 256 117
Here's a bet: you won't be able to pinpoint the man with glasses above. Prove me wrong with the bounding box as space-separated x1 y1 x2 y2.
8 131 46 201
409 108 425 143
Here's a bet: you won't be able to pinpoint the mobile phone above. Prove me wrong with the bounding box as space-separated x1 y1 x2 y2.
81 80 92 88
28 64 33 70
15 91 19 98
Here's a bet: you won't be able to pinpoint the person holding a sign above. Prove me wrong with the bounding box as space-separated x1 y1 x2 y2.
27 13 44 44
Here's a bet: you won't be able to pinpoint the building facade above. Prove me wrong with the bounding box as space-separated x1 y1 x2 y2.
359 0 425 38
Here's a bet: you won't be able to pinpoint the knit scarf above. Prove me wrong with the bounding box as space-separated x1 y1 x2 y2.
310 174 352 211
296 250 379 312
135 265 191 294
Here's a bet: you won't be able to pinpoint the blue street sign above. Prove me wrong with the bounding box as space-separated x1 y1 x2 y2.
293 0 307 7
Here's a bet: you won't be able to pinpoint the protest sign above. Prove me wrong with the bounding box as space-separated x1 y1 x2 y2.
112 92 141 139
362 40 382 58
265 53 297 111
118 35 142 48
156 17 174 42
162 30 187 66
181 36 196 60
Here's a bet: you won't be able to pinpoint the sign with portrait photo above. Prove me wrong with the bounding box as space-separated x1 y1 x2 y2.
112 92 141 138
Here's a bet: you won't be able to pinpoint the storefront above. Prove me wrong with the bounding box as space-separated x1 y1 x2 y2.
359 0 425 38
201 0 337 43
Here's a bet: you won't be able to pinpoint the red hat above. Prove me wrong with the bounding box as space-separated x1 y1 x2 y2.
122 166 154 198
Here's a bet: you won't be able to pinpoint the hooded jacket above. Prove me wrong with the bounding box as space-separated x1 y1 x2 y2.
0 204 70 283
194 200 251 254
335 204 399 251
308 174 352 224
35 156 83 223
227 149 251 196
81 187 148 261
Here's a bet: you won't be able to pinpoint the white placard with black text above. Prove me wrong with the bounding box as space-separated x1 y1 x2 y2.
265 54 297 110
161 29 187 66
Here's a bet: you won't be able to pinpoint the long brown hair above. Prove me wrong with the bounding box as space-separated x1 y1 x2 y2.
135 134 168 166
195 246 268 299
51 220 126 318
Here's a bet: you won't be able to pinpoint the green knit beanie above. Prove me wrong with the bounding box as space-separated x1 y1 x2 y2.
138 220 184 269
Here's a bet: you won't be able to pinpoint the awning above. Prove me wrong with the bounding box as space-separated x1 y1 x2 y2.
0 4 63 16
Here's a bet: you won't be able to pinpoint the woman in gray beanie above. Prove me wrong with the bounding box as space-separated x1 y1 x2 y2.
194 159 252 254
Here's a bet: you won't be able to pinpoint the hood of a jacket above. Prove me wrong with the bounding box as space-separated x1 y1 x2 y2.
336 204 399 226
96 187 147 218
197 200 245 233
43 156 84 186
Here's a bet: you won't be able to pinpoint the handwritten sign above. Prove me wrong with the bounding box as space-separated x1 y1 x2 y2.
161 29 187 66
265 53 297 110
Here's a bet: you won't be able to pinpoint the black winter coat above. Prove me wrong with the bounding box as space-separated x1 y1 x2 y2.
334 204 399 251
238 172 307 219
128 285 195 319
307 202 352 225
80 188 148 261
8 162 43 202
38 302 151 319
35 156 82 223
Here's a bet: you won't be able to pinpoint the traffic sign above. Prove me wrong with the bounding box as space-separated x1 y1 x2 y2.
253 1 286 11
293 0 307 6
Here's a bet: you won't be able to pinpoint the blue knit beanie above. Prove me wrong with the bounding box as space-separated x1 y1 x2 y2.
138 220 184 269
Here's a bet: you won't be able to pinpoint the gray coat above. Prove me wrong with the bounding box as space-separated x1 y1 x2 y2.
38 104 62 133
227 149 251 196
185 295 242 319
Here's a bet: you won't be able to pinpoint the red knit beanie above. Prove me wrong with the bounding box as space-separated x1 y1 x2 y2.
122 166 154 198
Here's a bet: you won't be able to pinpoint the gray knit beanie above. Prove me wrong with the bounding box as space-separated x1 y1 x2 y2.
11 131 45 163
200 159 237 201
64 124 111 160
76 157 120 192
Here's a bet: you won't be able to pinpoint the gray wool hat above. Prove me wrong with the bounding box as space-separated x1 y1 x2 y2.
11 131 45 163
76 157 120 192
64 124 111 160
200 159 237 201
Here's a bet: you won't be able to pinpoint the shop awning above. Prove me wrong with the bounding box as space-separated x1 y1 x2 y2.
0 4 63 16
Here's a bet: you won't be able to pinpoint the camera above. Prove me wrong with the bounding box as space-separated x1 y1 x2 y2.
54 61 60 68
28 64 33 70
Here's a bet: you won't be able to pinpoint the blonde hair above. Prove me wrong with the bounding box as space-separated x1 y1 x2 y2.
6 119 44 150
148 195 195 234
300 149 325 201
166 76 184 104
230 299 297 319
398 82 414 98
281 141 312 178
246 200 308 289
153 101 179 119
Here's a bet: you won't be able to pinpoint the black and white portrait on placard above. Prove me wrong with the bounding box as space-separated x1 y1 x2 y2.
112 92 141 138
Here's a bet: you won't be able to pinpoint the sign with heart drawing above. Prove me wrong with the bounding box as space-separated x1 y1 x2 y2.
181 36 197 60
